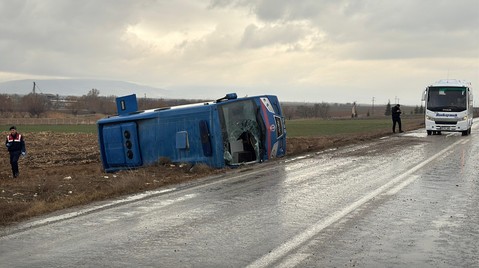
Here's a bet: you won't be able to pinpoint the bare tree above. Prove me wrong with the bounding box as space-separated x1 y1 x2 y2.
138 97 168 110
68 96 82 116
0 94 14 113
317 102 330 119
76 88 103 114
87 88 100 98
98 95 117 114
281 105 295 120
21 93 51 117
296 105 314 118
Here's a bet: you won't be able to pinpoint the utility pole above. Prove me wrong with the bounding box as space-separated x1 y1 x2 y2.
32 82 36 94
372 97 375 115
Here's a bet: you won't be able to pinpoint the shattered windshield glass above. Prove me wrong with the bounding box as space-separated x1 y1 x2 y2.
427 87 467 112
219 100 263 165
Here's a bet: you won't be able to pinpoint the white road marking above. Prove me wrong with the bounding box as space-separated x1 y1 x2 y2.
247 139 464 268
276 253 310 268
385 175 420 196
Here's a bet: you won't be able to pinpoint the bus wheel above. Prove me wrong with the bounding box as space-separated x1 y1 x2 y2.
427 130 432 135
462 130 468 136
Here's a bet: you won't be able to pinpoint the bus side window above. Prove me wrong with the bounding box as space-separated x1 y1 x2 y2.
274 116 284 137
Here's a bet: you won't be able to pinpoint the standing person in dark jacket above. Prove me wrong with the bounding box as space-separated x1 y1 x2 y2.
5 126 26 178
391 104 403 133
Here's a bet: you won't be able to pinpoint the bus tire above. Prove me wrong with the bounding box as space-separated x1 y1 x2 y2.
427 130 432 135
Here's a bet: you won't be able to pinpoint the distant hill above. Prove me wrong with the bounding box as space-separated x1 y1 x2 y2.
0 79 169 98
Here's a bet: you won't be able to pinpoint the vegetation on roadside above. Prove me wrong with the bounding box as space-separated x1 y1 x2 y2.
286 116 424 137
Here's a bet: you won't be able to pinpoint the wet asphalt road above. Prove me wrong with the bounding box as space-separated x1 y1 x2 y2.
1 126 478 267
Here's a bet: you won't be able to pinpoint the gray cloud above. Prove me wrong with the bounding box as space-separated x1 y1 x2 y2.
239 23 319 50
0 0 477 105
211 0 479 59
0 0 147 75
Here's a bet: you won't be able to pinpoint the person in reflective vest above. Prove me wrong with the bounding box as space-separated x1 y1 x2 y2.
5 126 26 178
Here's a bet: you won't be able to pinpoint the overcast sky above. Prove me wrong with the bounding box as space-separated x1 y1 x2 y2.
0 0 478 105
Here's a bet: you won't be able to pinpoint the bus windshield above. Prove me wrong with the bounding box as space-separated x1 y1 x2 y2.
218 99 263 165
427 87 467 112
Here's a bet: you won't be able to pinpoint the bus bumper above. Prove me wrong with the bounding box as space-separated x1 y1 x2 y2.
425 119 471 132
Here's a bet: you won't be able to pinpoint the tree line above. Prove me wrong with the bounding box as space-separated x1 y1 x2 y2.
1 88 431 119
384 101 424 116
0 89 211 118
0 89 115 117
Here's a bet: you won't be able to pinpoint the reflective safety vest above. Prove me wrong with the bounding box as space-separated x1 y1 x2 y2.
7 134 22 143
6 133 24 152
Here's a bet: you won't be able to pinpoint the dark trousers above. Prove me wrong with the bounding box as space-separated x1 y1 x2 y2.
392 117 402 132
9 150 21 177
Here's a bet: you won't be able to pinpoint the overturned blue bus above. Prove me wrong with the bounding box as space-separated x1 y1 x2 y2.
97 93 286 172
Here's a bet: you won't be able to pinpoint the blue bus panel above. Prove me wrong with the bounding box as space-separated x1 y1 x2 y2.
97 93 286 172
101 122 142 168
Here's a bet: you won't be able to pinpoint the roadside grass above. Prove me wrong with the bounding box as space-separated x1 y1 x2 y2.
286 116 424 137
0 124 97 134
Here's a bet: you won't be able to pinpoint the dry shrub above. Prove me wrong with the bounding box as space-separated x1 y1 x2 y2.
36 177 59 199
0 201 30 225
110 170 150 194
189 163 213 174
157 157 172 165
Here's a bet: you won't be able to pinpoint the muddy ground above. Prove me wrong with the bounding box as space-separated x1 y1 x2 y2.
0 120 423 226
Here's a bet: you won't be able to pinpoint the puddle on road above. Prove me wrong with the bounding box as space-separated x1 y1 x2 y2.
400 132 428 138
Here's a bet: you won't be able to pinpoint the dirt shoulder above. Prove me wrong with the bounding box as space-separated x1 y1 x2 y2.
0 118 424 226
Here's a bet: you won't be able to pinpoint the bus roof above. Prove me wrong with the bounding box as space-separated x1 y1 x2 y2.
430 79 471 88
